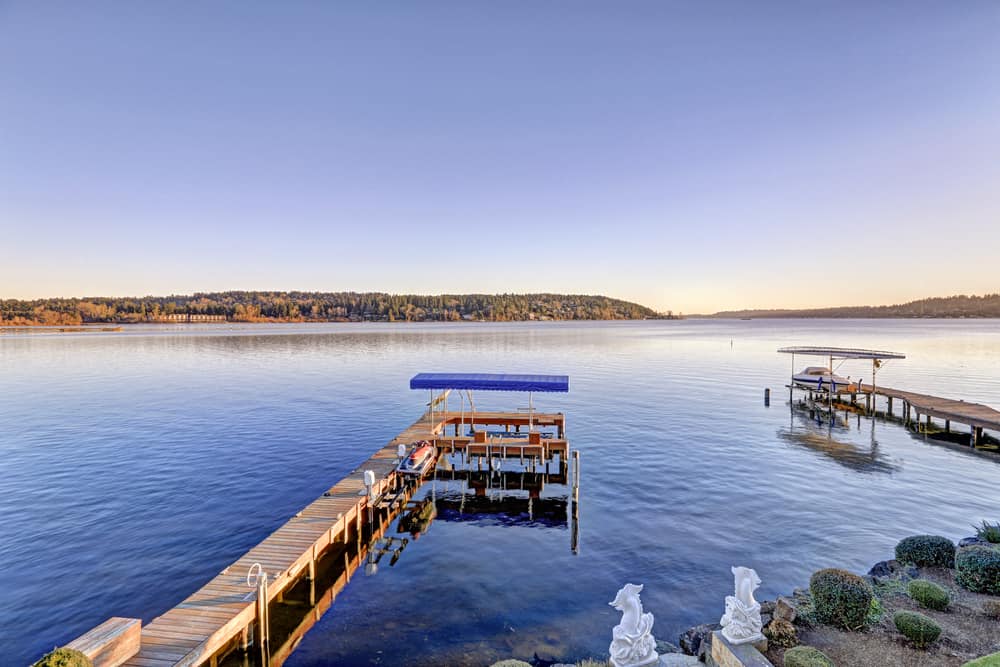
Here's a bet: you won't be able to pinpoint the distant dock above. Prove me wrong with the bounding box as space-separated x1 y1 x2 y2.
778 346 998 447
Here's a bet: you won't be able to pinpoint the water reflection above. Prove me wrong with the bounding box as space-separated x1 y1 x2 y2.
225 463 580 667
778 404 898 474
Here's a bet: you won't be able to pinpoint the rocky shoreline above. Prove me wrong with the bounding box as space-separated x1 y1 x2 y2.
675 531 1000 667
486 528 1000 667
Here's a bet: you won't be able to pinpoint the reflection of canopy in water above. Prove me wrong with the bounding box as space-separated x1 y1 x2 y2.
431 490 568 528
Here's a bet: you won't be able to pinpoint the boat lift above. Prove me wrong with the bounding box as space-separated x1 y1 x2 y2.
778 346 906 416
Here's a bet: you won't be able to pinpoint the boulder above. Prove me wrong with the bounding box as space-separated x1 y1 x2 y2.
868 560 898 578
656 640 682 654
959 536 990 548
774 595 797 623
759 599 776 614
678 623 719 657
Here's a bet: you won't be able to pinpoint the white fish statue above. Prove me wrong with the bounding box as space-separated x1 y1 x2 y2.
720 566 764 644
608 583 658 667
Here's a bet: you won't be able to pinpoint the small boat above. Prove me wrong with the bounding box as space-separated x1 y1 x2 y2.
792 366 854 392
397 440 437 476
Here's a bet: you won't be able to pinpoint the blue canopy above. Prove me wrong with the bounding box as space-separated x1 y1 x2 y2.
409 373 569 393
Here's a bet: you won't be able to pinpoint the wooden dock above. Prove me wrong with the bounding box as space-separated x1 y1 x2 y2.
790 381 998 447
64 409 570 667
863 383 1000 446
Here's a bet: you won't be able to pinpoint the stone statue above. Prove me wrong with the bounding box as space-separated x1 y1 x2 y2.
608 583 658 667
720 566 764 644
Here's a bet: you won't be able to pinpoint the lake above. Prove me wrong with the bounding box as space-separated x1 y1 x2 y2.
3 319 999 666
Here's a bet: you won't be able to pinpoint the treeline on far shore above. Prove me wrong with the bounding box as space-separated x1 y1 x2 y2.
710 293 1000 319
0 291 672 326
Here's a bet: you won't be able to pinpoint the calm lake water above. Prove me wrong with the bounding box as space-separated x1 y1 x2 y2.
3 320 999 666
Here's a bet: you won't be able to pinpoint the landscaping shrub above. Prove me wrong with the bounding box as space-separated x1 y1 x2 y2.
895 535 956 568
962 652 1000 667
983 599 1000 619
955 545 1000 595
783 645 834 667
763 617 798 648
809 568 874 630
907 579 950 610
32 648 92 667
974 520 1000 544
893 610 942 649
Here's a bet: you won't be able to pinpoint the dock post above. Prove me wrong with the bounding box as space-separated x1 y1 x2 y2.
945 420 950 433
926 414 932 430
887 396 893 416
764 388 770 406
255 571 270 667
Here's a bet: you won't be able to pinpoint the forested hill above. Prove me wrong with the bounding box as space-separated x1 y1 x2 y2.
0 291 665 325
710 293 1000 319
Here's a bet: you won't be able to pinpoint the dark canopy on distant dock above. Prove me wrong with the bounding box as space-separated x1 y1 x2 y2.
777 346 905 360
409 373 569 392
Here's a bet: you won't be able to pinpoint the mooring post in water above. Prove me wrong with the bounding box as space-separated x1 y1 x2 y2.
764 388 770 406
571 449 581 554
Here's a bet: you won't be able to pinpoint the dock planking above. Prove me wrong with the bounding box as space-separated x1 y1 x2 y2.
862 383 1000 432
113 409 569 667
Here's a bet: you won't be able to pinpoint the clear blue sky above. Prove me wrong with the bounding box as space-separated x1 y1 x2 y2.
2 2 998 313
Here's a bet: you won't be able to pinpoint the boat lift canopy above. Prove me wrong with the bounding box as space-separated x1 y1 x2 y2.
777 347 905 361
409 373 569 393
409 373 568 433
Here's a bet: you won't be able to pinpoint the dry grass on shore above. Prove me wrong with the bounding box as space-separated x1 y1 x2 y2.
766 567 1000 667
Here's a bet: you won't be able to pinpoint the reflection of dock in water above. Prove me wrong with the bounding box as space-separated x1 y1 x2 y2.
780 405 898 474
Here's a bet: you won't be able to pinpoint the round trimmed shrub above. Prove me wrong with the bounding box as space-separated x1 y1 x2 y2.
32 648 93 667
895 535 956 568
809 568 874 630
962 651 1000 666
783 645 834 667
907 579 950 610
893 610 941 649
956 545 1000 595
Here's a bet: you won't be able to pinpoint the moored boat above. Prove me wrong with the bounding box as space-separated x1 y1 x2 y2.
792 366 854 392
397 440 437 476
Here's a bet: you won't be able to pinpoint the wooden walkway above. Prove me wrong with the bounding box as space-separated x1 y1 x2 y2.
863 384 1000 433
120 416 436 667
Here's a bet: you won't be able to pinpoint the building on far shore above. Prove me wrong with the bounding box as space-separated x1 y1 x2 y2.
150 313 227 323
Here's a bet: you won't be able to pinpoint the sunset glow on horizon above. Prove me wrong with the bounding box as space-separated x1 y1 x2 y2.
3 2 999 313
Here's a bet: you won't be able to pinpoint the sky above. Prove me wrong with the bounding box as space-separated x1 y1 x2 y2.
2 2 999 314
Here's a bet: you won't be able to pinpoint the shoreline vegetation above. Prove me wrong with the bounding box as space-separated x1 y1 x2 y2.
707 293 1000 319
492 527 1000 667
0 291 676 326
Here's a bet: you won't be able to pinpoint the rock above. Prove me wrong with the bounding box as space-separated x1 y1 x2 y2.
656 640 681 654
868 559 897 578
760 612 773 628
759 599 776 614
959 536 990 548
678 623 718 657
901 565 920 581
774 596 797 623
763 618 798 648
